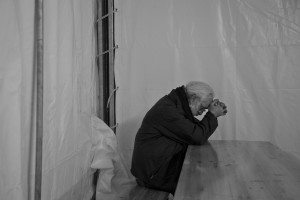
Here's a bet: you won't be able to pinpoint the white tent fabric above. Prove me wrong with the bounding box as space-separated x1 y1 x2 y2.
114 0 300 173
91 116 135 200
0 0 97 199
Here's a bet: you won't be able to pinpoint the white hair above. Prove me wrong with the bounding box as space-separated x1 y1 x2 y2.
185 81 214 102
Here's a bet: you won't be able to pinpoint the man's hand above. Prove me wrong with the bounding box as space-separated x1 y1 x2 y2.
208 99 228 118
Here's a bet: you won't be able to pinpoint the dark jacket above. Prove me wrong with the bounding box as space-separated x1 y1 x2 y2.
130 86 218 193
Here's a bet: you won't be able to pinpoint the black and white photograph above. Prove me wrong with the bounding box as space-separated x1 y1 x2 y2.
1 0 300 200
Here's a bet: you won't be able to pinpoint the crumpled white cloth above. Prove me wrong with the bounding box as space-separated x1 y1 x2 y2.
90 116 136 200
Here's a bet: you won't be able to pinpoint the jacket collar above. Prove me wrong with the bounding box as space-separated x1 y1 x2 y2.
169 86 195 122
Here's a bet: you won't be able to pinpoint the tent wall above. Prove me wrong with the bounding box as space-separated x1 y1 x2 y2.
0 0 97 199
114 0 300 171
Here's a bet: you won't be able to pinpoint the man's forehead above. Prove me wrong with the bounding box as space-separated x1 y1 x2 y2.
202 96 213 105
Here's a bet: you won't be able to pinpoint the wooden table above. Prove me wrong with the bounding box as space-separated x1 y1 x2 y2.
174 140 300 200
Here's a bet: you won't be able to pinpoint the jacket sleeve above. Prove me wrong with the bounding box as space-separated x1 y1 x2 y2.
150 104 218 145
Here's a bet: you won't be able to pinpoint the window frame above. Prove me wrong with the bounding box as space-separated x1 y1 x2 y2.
96 0 116 131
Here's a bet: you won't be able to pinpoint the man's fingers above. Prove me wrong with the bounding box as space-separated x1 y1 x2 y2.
212 99 220 106
223 109 228 115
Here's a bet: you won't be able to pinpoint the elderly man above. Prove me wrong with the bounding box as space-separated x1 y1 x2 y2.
130 81 227 195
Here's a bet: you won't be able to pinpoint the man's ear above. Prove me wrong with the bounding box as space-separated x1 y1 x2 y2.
189 102 195 109
189 95 200 109
190 94 200 103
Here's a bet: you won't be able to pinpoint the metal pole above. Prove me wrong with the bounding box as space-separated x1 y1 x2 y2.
34 0 44 199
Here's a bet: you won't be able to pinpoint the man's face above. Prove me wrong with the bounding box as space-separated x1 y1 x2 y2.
191 96 213 116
